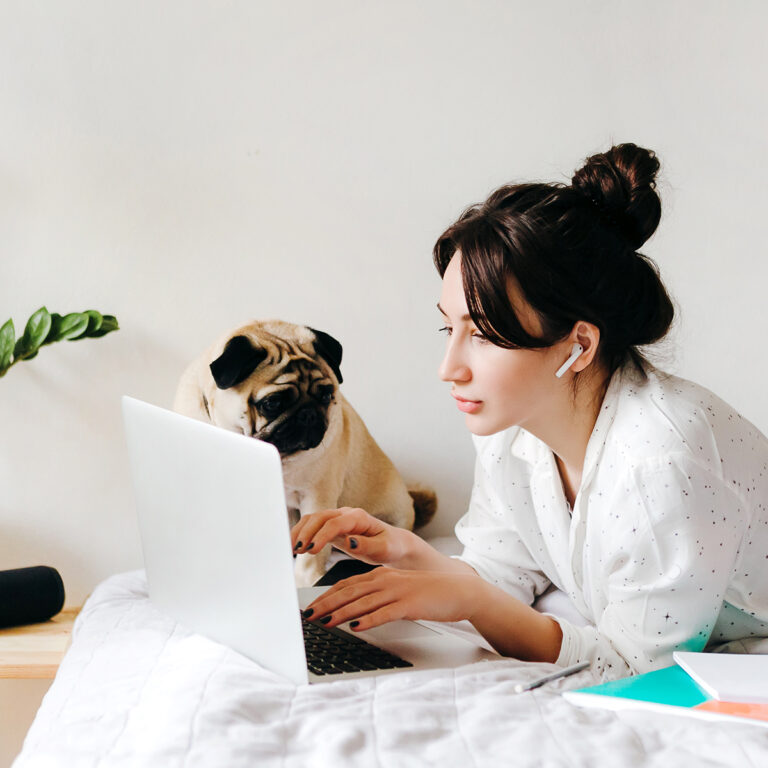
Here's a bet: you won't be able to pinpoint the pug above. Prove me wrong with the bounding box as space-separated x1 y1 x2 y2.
173 319 436 587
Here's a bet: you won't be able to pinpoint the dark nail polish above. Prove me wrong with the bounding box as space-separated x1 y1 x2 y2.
307 542 314 550
294 541 302 550
350 620 359 628
319 615 331 624
349 538 358 549
302 608 313 619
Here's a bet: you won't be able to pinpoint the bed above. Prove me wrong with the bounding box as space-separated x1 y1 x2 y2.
13 566 768 768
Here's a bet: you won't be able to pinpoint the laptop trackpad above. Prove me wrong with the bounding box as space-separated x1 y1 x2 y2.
358 619 442 642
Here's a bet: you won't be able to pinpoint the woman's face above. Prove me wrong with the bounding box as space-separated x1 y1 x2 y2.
437 252 568 436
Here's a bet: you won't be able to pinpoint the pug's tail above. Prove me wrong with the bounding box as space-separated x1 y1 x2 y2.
408 486 438 529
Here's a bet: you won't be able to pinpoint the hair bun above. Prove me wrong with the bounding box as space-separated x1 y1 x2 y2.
571 142 662 250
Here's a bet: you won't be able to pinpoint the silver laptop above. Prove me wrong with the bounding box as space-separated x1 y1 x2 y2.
122 396 496 685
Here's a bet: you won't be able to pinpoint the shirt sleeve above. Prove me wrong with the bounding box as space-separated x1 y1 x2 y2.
453 443 551 606
551 453 745 679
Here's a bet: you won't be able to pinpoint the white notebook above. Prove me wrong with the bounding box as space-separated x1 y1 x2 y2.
673 652 768 703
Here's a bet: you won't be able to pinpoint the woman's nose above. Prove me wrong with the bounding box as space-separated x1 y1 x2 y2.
438 340 471 383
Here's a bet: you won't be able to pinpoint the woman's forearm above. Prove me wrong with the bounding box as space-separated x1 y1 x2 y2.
468 578 563 662
390 534 562 661
389 528 478 574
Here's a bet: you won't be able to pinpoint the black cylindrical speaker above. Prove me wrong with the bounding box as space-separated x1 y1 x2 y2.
0 566 66 629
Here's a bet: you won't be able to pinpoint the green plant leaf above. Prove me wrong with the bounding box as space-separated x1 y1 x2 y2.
14 307 52 360
25 307 52 348
54 313 89 341
69 310 104 340
89 315 119 337
43 313 63 344
84 310 103 336
0 318 15 374
1 308 119 377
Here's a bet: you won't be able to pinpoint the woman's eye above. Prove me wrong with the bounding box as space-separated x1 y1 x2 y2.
471 332 489 344
438 326 452 336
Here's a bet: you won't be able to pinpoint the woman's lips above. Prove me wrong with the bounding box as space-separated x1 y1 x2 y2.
452 393 482 414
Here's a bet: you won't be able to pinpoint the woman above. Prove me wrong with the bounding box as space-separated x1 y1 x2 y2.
291 143 768 678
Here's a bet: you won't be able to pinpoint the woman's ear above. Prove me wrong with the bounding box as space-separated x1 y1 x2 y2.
569 321 601 372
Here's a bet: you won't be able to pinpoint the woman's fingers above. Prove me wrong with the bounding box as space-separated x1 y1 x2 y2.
342 603 405 632
294 513 355 555
292 508 387 557
303 570 415 629
308 589 399 630
290 509 342 551
304 570 479 629
303 570 386 618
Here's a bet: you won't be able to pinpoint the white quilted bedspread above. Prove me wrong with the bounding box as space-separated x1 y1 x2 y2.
14 571 768 768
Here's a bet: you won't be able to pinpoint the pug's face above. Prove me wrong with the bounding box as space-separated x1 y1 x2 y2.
204 322 343 457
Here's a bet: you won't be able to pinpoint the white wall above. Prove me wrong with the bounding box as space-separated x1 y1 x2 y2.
1 1 765 607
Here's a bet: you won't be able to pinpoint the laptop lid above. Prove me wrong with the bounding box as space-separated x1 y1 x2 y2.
122 396 309 685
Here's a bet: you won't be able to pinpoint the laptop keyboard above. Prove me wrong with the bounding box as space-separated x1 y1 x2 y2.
301 614 413 676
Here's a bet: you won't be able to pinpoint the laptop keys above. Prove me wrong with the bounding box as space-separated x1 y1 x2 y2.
301 614 413 675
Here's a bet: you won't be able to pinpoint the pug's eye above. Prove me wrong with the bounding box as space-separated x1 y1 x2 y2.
316 385 334 406
257 394 286 417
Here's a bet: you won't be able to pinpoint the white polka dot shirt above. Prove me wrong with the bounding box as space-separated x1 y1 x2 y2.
454 364 768 679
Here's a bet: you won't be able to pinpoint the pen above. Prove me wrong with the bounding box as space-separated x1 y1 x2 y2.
513 660 590 693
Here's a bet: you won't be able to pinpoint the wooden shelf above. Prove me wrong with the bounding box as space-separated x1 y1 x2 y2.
0 609 81 679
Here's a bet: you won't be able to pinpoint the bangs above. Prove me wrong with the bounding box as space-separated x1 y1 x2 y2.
433 213 554 350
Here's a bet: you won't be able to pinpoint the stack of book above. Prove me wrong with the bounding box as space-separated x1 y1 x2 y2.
564 652 768 728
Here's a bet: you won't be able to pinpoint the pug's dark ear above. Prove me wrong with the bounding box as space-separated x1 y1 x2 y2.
309 328 343 385
210 335 268 389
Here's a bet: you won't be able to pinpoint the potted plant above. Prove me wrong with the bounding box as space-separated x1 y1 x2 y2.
0 307 118 377
0 306 118 628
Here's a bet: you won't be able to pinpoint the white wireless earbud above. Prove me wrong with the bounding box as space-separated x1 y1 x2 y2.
555 343 584 378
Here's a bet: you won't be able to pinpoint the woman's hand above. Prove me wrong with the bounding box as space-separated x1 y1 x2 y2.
301 567 483 631
302 565 565 663
291 507 417 567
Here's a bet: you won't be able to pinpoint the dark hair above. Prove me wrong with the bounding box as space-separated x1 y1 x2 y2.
432 143 674 377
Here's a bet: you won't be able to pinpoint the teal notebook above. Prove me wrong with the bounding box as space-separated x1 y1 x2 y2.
563 665 768 728
569 665 708 707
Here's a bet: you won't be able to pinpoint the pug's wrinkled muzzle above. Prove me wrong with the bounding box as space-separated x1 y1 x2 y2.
267 406 327 455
